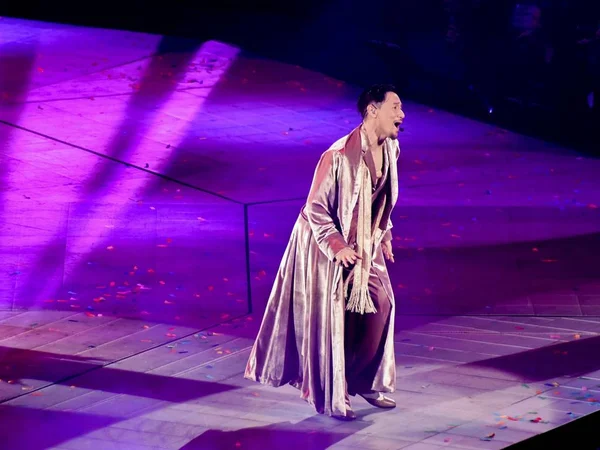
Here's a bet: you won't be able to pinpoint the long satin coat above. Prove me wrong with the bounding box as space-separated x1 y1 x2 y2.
244 126 400 417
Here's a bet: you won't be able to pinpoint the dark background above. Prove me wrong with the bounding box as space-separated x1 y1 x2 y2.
2 0 599 153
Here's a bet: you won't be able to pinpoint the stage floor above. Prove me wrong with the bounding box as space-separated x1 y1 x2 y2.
1 17 599 450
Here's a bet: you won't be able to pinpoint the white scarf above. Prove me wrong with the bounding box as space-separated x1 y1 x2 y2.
344 141 386 314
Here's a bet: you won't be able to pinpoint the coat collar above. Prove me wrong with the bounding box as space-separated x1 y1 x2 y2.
343 124 393 172
341 125 364 168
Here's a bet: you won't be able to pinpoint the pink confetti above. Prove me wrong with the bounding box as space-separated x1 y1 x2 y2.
481 432 495 441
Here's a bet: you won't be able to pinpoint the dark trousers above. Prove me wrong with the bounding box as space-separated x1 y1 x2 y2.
343 270 391 396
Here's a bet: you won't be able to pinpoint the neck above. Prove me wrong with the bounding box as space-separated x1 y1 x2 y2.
362 121 385 148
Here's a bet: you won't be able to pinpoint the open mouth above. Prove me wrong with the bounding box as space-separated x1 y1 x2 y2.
394 121 402 128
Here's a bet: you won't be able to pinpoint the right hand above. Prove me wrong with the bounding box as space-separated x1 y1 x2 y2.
335 247 362 268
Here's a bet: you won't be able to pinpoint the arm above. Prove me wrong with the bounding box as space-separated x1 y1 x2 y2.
382 140 401 243
304 150 349 261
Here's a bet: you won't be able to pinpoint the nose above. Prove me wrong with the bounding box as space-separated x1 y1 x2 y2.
399 110 405 120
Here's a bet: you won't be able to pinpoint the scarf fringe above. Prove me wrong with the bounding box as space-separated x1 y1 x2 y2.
346 283 377 314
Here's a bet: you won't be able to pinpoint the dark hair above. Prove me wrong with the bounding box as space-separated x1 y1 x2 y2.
357 84 399 118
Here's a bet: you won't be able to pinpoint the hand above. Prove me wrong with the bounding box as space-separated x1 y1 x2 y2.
382 240 394 263
335 247 362 268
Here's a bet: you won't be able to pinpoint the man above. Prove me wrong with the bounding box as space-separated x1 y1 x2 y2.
245 84 405 421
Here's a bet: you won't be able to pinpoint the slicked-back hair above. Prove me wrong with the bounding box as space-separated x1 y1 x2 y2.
357 84 399 118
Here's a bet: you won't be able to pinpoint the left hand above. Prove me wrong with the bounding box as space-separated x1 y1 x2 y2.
382 240 394 263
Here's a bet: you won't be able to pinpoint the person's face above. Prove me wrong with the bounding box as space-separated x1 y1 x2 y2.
368 92 405 140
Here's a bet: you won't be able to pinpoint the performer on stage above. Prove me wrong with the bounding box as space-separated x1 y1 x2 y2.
245 84 405 421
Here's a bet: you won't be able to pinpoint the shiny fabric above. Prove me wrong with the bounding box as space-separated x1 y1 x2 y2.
244 126 400 417
344 153 379 314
